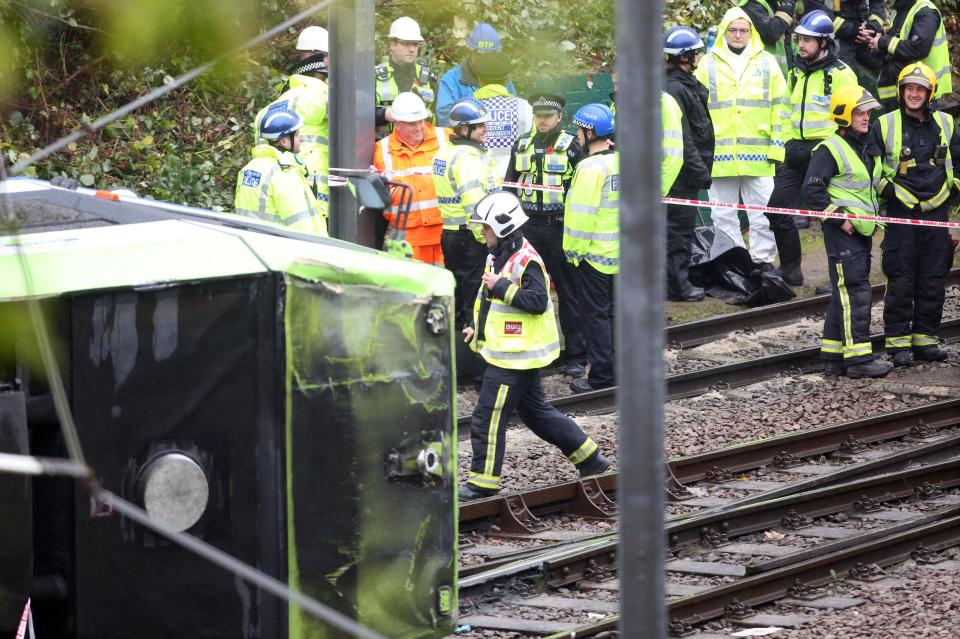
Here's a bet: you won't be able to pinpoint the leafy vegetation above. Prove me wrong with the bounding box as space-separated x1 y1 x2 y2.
0 0 956 212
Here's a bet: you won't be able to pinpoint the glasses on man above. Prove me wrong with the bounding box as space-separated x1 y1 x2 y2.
727 27 751 35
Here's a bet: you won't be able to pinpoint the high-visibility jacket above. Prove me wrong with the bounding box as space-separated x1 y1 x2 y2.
474 83 534 179
785 60 858 142
234 144 328 237
814 134 883 236
373 125 450 248
432 140 502 242
695 8 788 178
254 74 330 208
375 59 436 138
737 0 789 75
513 129 577 210
662 92 685 196
471 238 560 369
876 109 955 211
563 150 620 275
877 0 953 102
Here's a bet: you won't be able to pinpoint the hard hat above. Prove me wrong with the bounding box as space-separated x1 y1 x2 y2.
260 108 304 141
572 103 615 137
663 26 705 56
793 10 835 39
466 23 502 53
391 92 430 122
296 26 329 52
389 16 424 42
448 98 490 126
898 62 936 96
470 191 528 238
829 85 880 127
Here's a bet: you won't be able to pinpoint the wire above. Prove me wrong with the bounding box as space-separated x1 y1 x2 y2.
8 0 334 177
0 3 387 637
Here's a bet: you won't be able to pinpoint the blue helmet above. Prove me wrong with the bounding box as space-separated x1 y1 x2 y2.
448 98 490 127
572 103 615 137
663 26 705 56
794 10 834 39
260 108 303 141
466 23 503 53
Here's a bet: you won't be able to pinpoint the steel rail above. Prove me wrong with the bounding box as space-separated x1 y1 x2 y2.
456 318 960 435
541 508 960 638
666 267 960 349
458 398 960 532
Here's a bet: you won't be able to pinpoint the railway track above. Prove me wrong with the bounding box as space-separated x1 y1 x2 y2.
456 317 960 437
456 399 960 636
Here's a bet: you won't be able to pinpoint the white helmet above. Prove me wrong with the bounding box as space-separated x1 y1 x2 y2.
296 26 329 52
471 191 528 238
391 92 430 122
389 17 424 42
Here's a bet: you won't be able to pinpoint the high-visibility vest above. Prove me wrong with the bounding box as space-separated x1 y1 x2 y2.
431 141 502 240
696 47 788 177
876 109 955 211
738 0 790 75
513 129 576 210
253 74 330 207
662 92 685 196
375 59 436 139
877 0 953 102
373 126 449 244
813 134 883 236
786 61 858 142
563 151 620 275
471 238 561 370
234 144 328 237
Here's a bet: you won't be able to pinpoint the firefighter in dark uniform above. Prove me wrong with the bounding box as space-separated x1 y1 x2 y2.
804 85 891 378
868 0 953 112
869 63 960 366
663 26 713 301
458 192 610 501
822 0 885 82
504 94 587 378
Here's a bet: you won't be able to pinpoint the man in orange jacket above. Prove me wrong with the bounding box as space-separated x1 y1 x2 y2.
372 91 449 265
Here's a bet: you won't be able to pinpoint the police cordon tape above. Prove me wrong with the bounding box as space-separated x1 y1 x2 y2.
325 169 960 229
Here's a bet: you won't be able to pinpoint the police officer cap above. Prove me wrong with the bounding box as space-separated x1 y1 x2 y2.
529 93 565 115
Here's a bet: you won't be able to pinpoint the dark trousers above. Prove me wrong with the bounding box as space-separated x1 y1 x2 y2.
766 160 805 264
881 203 953 352
574 261 616 387
441 228 487 329
666 193 699 298
822 223 875 364
467 364 598 491
523 216 586 364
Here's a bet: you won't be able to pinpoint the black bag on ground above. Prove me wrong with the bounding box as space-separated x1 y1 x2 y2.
688 226 795 306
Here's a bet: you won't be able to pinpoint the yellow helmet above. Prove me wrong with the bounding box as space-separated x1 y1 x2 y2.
829 85 880 127
897 62 937 98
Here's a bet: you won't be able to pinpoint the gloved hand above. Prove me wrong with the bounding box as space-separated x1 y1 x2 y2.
777 0 797 17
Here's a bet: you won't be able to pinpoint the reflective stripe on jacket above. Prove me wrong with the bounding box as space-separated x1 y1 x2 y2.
877 0 953 101
563 151 620 275
471 238 561 370
786 61 858 142
814 134 883 236
662 92 685 196
513 130 576 209
431 141 502 239
876 109 955 211
373 125 449 246
695 7 788 178
234 144 328 237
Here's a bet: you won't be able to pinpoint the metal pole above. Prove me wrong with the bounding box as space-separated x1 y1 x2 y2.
328 0 376 244
615 0 666 636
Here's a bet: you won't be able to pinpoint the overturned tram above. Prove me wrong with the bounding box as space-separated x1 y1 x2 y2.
0 177 458 638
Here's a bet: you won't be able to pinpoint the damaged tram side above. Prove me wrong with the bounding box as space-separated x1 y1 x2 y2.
0 177 458 639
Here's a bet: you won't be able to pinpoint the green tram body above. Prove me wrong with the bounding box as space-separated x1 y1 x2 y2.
0 177 458 639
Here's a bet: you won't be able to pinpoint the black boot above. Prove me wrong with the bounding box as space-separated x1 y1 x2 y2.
773 228 804 286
